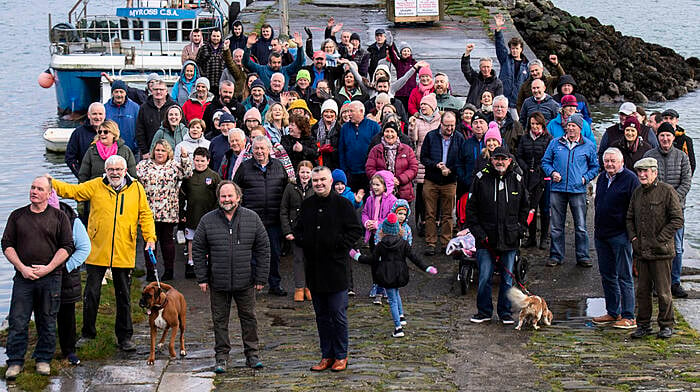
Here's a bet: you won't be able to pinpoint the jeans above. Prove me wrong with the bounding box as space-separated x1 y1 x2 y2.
595 233 635 320
82 265 133 345
476 249 515 318
311 290 348 359
6 273 61 366
210 287 259 360
549 192 589 262
672 226 684 285
385 288 404 328
266 224 283 289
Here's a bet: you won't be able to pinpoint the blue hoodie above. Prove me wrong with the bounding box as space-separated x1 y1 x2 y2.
332 169 362 208
171 60 200 106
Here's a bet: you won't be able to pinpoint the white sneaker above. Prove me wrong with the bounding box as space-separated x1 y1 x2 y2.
36 362 50 376
399 315 407 326
176 230 186 245
5 364 22 380
392 327 405 338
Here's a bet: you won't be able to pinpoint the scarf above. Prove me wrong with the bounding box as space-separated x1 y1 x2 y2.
626 137 641 153
96 140 118 161
461 122 473 139
230 142 250 179
418 110 437 124
418 81 434 97
382 139 399 173
481 104 492 113
317 120 336 144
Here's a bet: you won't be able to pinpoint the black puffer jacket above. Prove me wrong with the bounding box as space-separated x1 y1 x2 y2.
357 235 429 288
280 180 313 236
280 134 319 169
466 163 529 251
233 158 288 226
461 54 504 106
192 207 270 291
135 95 176 156
59 202 82 303
517 131 553 191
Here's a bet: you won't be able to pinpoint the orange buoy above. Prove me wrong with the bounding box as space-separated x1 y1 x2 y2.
38 69 54 88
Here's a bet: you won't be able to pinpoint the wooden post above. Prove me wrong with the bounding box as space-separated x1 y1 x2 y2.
280 0 289 37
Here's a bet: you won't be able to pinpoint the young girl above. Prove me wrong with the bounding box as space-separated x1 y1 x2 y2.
362 170 398 304
351 213 438 337
475 121 503 173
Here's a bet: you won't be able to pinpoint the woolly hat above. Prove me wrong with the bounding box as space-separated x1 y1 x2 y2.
484 122 502 144
382 121 399 133
146 73 161 83
112 79 128 93
243 107 262 123
461 102 478 113
332 168 348 185
471 111 489 124
250 78 266 91
381 213 400 236
622 116 641 132
195 77 210 90
657 122 675 137
350 33 361 43
219 112 236 124
398 42 411 52
321 99 338 115
420 93 438 111
560 94 578 107
418 66 433 78
296 69 311 82
391 199 411 219
565 113 584 130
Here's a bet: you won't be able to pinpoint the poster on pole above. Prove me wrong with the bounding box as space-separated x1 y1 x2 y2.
416 0 439 16
395 0 417 17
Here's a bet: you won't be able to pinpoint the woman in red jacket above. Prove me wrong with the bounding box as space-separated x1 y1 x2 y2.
365 121 418 202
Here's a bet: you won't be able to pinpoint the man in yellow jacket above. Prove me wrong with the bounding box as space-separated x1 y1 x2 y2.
50 155 156 351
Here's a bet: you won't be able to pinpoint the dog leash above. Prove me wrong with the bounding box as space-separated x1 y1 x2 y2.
147 248 162 289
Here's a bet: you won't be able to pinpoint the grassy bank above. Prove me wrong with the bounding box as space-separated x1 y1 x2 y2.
0 269 146 392
444 0 490 28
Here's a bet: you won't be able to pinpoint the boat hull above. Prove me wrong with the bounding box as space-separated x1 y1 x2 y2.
43 127 74 153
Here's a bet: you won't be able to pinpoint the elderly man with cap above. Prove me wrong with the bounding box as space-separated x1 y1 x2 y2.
466 146 529 324
591 147 640 330
541 113 598 267
367 28 391 77
627 157 684 339
203 80 246 135
519 79 560 128
598 102 659 167
243 79 271 119
643 122 692 298
661 108 695 174
183 77 215 123
105 80 140 155
209 112 237 171
546 94 596 147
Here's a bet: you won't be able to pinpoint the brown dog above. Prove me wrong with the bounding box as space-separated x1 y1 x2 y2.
507 287 553 330
139 282 187 364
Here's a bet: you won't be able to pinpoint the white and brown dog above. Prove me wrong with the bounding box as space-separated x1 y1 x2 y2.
139 282 187 364
507 287 553 330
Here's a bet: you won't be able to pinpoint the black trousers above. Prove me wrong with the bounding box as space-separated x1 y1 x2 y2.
210 287 259 360
82 265 133 345
57 302 77 357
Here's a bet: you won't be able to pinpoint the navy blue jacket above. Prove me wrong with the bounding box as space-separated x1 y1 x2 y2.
338 119 380 175
209 134 230 173
594 168 639 239
495 30 529 109
65 122 97 179
463 135 485 187
419 128 468 187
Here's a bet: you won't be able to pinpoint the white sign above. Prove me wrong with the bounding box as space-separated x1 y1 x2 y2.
395 0 417 17
416 0 439 16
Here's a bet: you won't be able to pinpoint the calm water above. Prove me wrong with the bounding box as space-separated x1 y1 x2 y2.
0 0 697 323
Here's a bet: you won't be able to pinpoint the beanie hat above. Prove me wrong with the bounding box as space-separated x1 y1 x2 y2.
391 198 411 219
48 190 60 209
219 112 236 124
321 99 338 115
381 213 400 236
332 168 348 185
213 110 225 122
250 78 266 91
461 102 478 113
350 33 361 42
398 42 411 52
418 66 433 78
657 122 675 137
484 122 502 144
420 93 438 111
382 121 399 133
565 113 584 130
622 116 641 132
296 69 311 82
560 94 578 107
195 77 210 90
146 73 161 83
243 107 262 123
471 111 489 124
112 79 128 93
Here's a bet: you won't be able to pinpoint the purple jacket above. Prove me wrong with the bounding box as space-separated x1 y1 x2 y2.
361 170 398 242
389 44 418 98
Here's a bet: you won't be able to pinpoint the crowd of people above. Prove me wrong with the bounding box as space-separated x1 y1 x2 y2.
1 13 695 379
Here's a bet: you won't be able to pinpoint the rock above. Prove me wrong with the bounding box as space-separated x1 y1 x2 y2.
632 91 648 103
619 81 635 95
598 94 614 103
613 95 624 103
612 68 622 82
607 82 619 95
651 91 666 101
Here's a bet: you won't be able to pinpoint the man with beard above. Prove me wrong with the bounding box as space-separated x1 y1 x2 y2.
302 51 344 92
50 155 156 353
135 80 176 160
243 32 305 89
294 166 362 372
466 146 529 324
203 80 246 136
242 79 270 118
461 43 503 106
66 102 105 178
182 28 203 64
196 28 226 94
193 180 270 373
433 73 463 114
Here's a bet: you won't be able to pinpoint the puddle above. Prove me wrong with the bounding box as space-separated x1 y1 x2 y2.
545 297 606 327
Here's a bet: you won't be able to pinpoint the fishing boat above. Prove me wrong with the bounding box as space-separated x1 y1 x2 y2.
46 0 239 115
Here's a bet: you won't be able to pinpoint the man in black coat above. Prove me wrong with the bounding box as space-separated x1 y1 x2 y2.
234 136 288 296
202 80 246 136
466 147 529 325
193 180 270 373
134 80 176 159
294 166 362 372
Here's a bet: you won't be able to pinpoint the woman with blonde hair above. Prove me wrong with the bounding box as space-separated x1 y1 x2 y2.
78 120 136 182
263 102 290 144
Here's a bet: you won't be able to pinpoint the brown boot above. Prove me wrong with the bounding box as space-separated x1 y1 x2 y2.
294 288 304 302
311 358 334 371
304 288 312 301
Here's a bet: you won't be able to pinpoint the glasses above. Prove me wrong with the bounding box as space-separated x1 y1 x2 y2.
98 130 111 135
314 57 325 61
106 167 125 172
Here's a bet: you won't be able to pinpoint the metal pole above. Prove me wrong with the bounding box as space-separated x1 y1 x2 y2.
280 0 289 37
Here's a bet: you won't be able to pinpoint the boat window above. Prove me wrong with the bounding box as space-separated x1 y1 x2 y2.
167 21 178 41
148 21 161 42
120 19 129 40
182 20 193 41
133 20 143 41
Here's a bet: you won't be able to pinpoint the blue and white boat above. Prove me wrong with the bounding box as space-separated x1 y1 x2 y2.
48 0 238 114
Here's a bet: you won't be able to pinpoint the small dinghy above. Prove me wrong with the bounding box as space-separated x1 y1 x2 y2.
43 127 74 152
